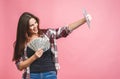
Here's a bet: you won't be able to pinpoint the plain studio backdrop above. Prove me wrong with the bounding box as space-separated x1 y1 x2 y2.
0 0 120 79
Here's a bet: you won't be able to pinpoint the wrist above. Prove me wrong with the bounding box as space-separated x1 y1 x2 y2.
33 54 39 60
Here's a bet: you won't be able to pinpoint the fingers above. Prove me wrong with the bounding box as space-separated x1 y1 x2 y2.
86 14 92 21
34 49 43 58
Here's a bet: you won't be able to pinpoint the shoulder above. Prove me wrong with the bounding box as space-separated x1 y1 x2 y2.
40 29 48 33
41 28 56 34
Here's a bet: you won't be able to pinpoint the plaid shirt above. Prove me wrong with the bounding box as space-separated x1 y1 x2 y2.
15 26 71 79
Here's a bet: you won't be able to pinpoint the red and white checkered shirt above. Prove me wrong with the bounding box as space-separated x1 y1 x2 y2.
15 26 71 79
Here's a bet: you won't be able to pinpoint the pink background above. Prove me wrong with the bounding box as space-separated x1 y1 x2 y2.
0 0 120 79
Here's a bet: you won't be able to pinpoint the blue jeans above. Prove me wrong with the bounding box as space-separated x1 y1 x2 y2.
30 71 57 79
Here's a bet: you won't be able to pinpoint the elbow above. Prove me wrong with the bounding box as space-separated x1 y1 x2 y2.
16 61 26 71
18 67 24 71
17 63 25 71
17 66 24 71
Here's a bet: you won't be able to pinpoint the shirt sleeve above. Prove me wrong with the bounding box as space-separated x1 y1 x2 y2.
15 55 24 70
46 26 72 39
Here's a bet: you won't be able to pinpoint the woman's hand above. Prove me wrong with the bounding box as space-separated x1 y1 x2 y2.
34 49 44 58
86 14 92 21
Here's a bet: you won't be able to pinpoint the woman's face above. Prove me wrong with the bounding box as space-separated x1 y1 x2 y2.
28 18 38 35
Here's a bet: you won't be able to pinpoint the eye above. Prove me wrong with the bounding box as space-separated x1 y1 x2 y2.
29 24 34 27
35 21 38 24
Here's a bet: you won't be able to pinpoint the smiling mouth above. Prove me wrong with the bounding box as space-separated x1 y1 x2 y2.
33 28 38 33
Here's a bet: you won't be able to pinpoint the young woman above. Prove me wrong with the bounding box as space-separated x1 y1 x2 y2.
12 12 91 79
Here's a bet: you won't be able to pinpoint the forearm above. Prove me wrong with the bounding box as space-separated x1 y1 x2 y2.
18 54 38 71
68 18 86 31
18 49 43 71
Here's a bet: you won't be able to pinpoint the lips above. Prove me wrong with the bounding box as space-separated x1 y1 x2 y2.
32 27 38 33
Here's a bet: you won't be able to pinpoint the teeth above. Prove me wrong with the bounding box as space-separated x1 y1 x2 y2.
34 28 38 31
34 29 38 33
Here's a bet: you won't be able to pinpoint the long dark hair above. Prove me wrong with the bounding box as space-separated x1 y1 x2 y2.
12 12 42 61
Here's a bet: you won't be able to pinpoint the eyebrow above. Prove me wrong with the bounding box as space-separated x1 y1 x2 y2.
29 21 37 26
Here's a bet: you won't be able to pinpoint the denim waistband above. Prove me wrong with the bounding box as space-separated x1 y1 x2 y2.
30 71 57 79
